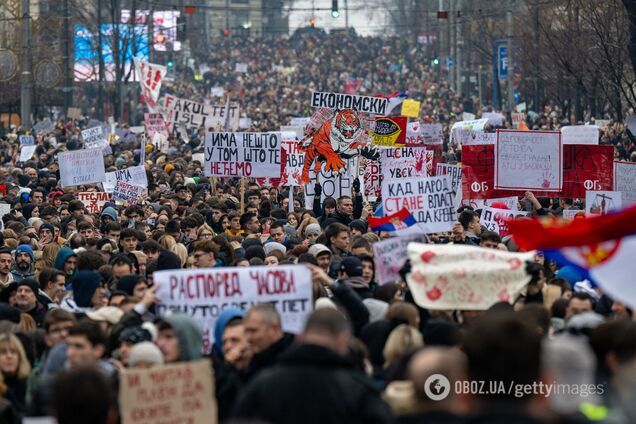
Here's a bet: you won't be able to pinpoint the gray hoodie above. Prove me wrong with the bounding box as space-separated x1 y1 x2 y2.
161 314 203 361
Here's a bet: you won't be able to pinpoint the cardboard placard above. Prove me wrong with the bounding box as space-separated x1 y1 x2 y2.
373 234 429 285
480 206 528 236
76 192 110 214
401 99 421 118
561 125 599 145
310 91 389 115
163 94 240 131
585 191 622 215
614 161 636 205
370 116 407 146
119 359 216 424
103 166 148 193
113 181 145 205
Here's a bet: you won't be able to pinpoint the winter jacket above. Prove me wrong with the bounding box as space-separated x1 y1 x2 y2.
232 343 393 424
242 333 295 382
160 314 203 362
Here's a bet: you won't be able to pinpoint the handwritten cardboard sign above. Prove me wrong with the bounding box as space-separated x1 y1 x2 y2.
480 206 528 236
382 175 455 234
119 359 216 424
381 147 433 179
81 126 108 150
406 243 534 310
154 265 313 353
613 161 636 205
495 130 562 192
373 234 429 285
76 192 110 214
144 113 169 139
561 125 599 145
58 149 106 187
103 166 148 193
204 132 282 178
163 94 240 131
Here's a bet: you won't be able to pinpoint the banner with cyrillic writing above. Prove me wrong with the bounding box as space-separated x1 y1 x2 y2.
370 116 407 146
457 130 496 146
76 192 110 214
561 125 599 145
382 175 455 233
113 181 145 205
144 112 169 139
163 94 240 131
119 360 216 424
613 161 636 205
406 122 443 146
58 149 106 187
154 265 313 352
407 243 534 310
310 91 389 115
204 132 282 178
381 147 433 179
304 158 356 207
435 164 462 192
480 206 528 236
363 158 381 200
462 145 613 199
373 234 429 285
495 130 562 192
280 139 305 186
19 145 37 163
81 126 108 150
450 118 488 142
103 166 148 193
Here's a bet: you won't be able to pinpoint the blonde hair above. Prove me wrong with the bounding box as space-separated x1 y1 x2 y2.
171 243 188 267
297 217 319 240
0 333 32 379
19 314 37 333
383 324 423 367
158 235 177 251
42 243 62 267
196 224 214 238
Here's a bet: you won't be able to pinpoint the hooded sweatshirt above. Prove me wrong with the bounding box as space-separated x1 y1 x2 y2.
213 308 245 355
161 314 203 362
54 247 76 274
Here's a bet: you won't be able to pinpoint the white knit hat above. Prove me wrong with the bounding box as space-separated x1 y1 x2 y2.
128 342 164 367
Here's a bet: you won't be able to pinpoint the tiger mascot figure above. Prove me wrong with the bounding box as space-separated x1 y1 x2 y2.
299 109 378 183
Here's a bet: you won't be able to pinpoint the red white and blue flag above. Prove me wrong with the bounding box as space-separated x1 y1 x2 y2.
368 207 417 233
375 91 407 115
509 204 636 308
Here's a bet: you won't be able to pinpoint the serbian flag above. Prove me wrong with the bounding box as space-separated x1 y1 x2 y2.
375 91 407 115
509 204 636 308
368 207 417 232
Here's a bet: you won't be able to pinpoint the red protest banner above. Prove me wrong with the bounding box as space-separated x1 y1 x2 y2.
462 145 614 199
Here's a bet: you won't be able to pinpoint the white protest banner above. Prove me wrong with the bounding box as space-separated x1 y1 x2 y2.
462 112 476 121
76 192 110 214
482 112 505 127
382 175 455 233
163 94 240 131
406 243 534 310
130 126 145 134
134 59 167 102
511 113 525 129
144 113 169 139
19 145 37 162
480 206 528 236
613 161 636 204
103 165 148 193
373 234 429 285
239 118 253 129
516 102 527 113
485 196 519 211
234 62 248 73
113 181 146 205
450 118 489 142
58 149 106 187
280 139 305 186
81 126 108 150
192 153 205 164
585 191 622 215
154 265 313 352
435 164 462 192
280 125 304 140
204 132 282 178
304 158 356 207
310 91 390 115
561 125 599 145
405 122 443 146
381 147 433 179
457 130 496 146
290 117 311 127
495 130 562 192
595 119 611 129
0 204 10 231
119 359 216 424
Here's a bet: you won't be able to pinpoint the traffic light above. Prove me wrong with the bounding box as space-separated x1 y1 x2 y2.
167 60 174 68
331 0 339 18
432 58 440 65
223 28 230 36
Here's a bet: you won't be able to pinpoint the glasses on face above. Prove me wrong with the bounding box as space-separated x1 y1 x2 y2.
200 233 213 238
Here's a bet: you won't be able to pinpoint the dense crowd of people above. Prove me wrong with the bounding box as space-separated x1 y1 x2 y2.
0 30 634 424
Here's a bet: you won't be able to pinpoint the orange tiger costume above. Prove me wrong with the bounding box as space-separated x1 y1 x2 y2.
299 109 367 183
